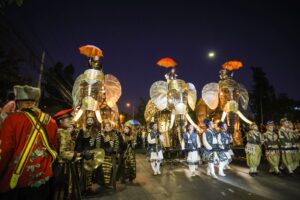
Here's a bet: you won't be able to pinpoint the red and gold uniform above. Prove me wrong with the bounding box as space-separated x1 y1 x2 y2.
0 110 58 192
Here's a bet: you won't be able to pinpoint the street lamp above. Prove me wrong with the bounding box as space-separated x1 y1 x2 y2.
208 51 215 58
125 102 135 120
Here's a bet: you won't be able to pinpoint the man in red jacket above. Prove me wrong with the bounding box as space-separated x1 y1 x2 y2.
0 85 58 200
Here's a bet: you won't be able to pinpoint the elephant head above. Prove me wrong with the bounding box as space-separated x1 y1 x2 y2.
72 68 122 123
202 76 252 124
149 79 199 131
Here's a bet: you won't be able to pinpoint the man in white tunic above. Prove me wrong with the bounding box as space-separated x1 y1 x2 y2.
147 122 164 175
181 124 201 176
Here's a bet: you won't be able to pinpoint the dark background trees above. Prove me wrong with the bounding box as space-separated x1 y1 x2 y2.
249 66 299 124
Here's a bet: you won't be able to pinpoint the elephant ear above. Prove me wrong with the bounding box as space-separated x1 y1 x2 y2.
144 100 159 122
104 74 122 108
150 80 168 111
187 82 197 110
72 74 84 107
238 83 249 110
202 82 219 110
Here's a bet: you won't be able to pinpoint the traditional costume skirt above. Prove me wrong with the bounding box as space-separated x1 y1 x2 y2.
224 149 234 163
202 149 227 164
187 150 200 165
124 148 136 181
102 155 113 185
148 145 164 161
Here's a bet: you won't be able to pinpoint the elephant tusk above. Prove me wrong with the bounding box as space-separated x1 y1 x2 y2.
236 110 252 124
221 111 227 122
170 110 176 129
185 113 201 132
95 110 103 123
73 108 84 122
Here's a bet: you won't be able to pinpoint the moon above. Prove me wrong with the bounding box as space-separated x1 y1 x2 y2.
208 51 215 58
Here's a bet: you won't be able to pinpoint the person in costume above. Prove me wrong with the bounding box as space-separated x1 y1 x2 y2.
0 85 58 200
100 122 120 188
75 112 101 195
88 55 102 70
119 123 136 182
278 118 296 174
245 123 263 176
288 121 299 171
181 124 201 176
202 119 228 178
0 92 16 129
147 122 164 175
263 120 281 175
53 108 94 200
165 68 178 81
217 121 234 170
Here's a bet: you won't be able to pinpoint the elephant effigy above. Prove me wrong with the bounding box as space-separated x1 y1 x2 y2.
144 62 198 148
196 61 252 146
72 45 122 127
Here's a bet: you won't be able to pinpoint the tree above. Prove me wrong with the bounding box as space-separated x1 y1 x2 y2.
40 62 75 114
249 67 276 125
0 48 31 105
273 93 300 122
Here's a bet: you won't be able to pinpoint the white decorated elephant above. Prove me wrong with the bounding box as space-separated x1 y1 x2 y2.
146 79 199 148
72 65 121 126
196 70 252 145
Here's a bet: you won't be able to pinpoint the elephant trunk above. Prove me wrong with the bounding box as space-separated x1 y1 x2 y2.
185 113 201 132
221 111 227 122
95 110 103 123
169 110 176 129
74 108 84 122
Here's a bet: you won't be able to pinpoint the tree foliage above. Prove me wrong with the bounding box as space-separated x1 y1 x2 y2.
250 66 299 124
0 48 31 105
40 62 75 114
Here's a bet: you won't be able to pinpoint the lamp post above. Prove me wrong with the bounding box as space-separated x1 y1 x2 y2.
208 51 215 59
126 102 135 120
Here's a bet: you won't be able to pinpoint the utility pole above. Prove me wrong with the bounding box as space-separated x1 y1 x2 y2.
37 51 45 89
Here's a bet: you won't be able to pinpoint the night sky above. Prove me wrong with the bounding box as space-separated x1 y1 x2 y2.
4 0 300 111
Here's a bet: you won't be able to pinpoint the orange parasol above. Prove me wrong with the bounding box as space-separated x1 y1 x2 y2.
157 57 177 68
222 60 243 71
79 45 104 58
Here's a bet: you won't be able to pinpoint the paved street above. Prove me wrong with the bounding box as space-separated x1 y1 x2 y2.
84 152 300 200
